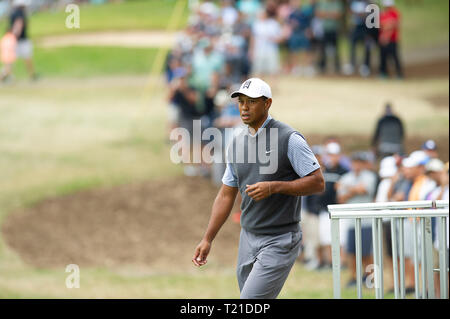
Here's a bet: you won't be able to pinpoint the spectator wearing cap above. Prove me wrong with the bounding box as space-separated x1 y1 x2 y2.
425 159 449 201
387 151 432 209
359 150 377 173
336 151 377 287
316 142 349 270
322 138 351 171
422 139 439 159
424 158 448 246
423 159 449 298
405 150 435 201
376 156 398 202
394 150 436 294
371 103 405 159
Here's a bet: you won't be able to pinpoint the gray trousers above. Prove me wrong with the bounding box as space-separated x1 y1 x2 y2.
237 227 302 299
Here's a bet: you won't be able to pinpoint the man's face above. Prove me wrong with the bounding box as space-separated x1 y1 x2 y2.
402 166 413 180
351 160 364 173
425 150 439 159
237 94 271 127
328 153 340 167
427 171 442 183
403 166 422 180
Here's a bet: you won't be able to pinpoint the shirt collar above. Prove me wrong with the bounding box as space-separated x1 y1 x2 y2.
248 114 272 136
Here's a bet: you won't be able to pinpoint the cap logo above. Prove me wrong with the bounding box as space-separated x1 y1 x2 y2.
243 80 251 89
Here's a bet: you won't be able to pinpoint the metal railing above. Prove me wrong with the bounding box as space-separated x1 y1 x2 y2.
328 200 449 299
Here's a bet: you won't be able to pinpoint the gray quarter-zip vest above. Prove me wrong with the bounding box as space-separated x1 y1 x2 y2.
228 118 302 235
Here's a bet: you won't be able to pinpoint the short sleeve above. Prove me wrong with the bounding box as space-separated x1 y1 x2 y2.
222 163 238 188
287 132 320 178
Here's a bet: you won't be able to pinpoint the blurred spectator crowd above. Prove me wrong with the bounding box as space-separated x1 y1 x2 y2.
300 132 448 297
297 104 448 298
165 0 406 176
166 0 405 83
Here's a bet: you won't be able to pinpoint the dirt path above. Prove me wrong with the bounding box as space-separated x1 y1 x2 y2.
37 31 448 67
38 30 177 48
1 176 241 270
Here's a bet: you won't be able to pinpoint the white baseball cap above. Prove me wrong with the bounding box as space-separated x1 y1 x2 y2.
379 156 397 178
425 158 445 172
325 142 341 155
402 150 429 168
382 0 395 7
410 150 429 165
231 78 272 99
214 89 230 107
422 139 437 151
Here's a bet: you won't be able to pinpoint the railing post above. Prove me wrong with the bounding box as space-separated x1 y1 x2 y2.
328 201 449 300
391 218 399 299
438 216 448 299
412 217 420 299
424 217 435 298
355 218 363 299
377 218 384 298
420 218 427 299
372 218 382 298
398 217 405 299
331 218 341 299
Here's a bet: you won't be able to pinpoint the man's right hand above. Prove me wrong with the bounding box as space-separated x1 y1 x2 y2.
192 239 211 267
191 184 238 267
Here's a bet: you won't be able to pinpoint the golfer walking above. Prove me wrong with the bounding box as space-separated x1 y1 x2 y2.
192 78 325 298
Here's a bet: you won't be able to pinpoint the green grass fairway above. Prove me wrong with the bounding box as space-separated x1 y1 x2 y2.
11 46 159 78
397 0 449 50
0 0 190 38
